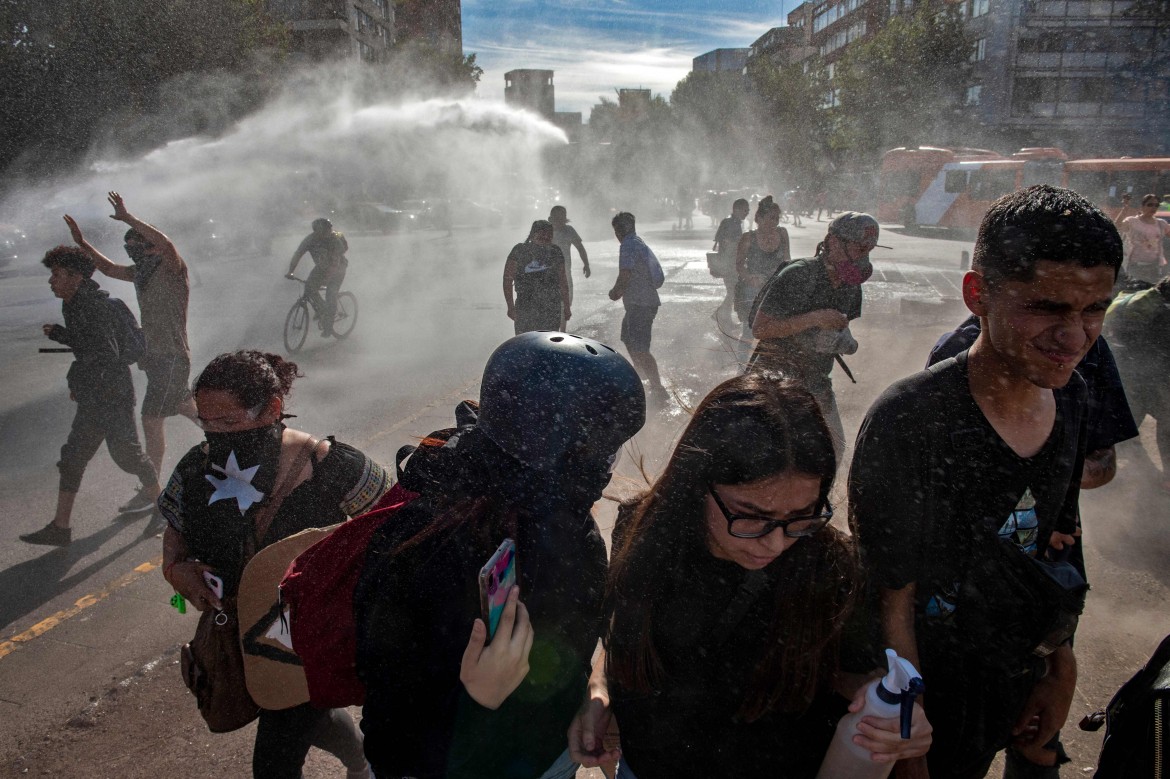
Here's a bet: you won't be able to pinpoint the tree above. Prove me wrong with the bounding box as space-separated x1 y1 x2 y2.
832 2 970 161
0 0 287 182
670 71 757 185
745 56 835 190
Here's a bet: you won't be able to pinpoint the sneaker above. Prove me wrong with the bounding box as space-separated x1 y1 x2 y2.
118 488 155 513
20 523 71 547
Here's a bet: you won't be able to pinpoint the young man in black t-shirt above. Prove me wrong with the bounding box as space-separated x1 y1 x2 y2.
850 186 1124 778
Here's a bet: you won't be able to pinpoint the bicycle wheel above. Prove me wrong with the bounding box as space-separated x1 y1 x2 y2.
284 300 310 353
332 292 358 339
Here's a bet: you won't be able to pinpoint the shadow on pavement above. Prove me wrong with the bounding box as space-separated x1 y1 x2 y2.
0 519 154 633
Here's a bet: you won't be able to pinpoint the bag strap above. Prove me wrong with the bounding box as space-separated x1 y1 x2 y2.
246 436 320 559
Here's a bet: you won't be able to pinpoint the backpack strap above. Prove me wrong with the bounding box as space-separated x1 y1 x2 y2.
247 436 320 559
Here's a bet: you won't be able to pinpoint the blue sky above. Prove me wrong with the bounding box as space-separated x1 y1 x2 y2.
463 1 792 119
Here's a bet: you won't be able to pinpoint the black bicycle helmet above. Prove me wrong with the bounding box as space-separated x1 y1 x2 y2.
312 217 333 233
477 332 646 471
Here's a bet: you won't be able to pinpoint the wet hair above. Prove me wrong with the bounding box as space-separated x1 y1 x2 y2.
605 374 856 721
612 211 636 236
549 205 567 219
311 217 332 233
42 245 95 278
1142 193 1159 207
527 219 554 241
973 185 1123 285
754 195 782 224
732 198 749 212
192 350 301 409
124 228 145 243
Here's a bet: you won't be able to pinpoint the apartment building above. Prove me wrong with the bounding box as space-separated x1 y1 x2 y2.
762 0 1166 154
267 0 395 62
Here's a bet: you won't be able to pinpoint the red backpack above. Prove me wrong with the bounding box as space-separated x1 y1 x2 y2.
279 482 418 708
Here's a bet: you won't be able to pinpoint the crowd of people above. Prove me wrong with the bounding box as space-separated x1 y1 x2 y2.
19 180 1163 779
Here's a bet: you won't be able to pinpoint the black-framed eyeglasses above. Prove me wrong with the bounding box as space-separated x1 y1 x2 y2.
708 484 833 539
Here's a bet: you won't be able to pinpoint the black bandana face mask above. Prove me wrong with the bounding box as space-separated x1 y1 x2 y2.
202 422 284 513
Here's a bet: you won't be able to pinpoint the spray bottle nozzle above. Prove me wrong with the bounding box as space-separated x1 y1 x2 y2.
899 676 925 739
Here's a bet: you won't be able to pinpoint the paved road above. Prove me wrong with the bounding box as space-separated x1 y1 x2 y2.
2 217 1166 776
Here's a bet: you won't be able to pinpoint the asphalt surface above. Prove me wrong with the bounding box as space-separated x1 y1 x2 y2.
1 216 1167 777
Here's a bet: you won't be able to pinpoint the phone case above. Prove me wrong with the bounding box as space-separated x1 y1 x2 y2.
478 539 517 641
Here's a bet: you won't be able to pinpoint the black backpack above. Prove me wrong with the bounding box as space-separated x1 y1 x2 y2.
1082 633 1170 777
108 298 147 365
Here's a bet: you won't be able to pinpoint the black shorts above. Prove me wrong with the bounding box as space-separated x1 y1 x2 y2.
141 353 192 418
620 305 658 353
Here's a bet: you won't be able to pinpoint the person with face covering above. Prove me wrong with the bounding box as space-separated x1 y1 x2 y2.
503 219 571 334
567 375 931 779
158 350 389 779
64 192 197 520
354 331 646 779
748 211 882 456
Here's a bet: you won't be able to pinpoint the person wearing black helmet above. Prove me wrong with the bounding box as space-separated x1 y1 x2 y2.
287 218 348 337
354 331 646 779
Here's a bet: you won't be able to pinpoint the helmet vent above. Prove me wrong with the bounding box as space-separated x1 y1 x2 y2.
601 344 615 353
585 345 598 355
550 336 565 342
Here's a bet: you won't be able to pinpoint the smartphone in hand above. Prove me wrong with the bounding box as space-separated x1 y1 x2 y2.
478 539 517 643
202 571 224 600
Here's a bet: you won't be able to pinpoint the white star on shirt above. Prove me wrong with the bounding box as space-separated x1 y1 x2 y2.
206 450 266 514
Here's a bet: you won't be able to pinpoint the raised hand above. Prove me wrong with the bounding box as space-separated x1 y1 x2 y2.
63 215 86 246
108 191 130 222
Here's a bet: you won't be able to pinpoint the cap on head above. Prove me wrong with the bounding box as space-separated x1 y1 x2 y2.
827 212 881 246
312 218 332 233
477 332 646 471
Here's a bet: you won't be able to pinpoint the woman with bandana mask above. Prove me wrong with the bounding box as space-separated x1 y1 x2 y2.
158 350 389 779
747 212 883 457
354 331 646 779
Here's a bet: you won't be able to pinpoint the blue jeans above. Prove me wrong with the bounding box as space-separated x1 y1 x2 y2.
537 748 580 779
616 760 638 779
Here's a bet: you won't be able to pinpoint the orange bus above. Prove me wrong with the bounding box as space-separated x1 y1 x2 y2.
1061 158 1170 213
877 146 1067 229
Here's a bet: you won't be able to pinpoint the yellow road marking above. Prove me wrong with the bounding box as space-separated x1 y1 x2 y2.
0 557 162 660
0 378 483 662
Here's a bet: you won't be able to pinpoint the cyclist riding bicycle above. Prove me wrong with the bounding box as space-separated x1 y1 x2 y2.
287 218 348 336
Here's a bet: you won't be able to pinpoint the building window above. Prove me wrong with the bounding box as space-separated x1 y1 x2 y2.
966 84 983 105
971 38 986 61
969 0 990 17
813 0 865 33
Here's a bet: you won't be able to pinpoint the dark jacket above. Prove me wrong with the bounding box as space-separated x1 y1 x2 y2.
354 426 608 779
48 279 135 406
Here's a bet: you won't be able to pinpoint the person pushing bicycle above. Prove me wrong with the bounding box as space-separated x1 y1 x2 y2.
287 218 348 336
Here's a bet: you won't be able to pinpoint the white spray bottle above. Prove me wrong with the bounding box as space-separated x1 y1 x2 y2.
816 648 925 779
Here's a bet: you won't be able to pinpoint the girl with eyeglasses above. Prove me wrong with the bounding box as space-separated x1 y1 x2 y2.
1115 193 1170 284
568 374 931 779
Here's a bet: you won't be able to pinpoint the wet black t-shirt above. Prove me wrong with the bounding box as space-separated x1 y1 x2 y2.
508 242 564 332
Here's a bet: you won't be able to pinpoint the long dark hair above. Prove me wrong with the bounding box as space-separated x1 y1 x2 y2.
605 374 857 721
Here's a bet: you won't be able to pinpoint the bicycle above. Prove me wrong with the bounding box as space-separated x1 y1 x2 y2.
284 275 358 353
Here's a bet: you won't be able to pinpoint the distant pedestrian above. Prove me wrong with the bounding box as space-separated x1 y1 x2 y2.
65 192 197 516
735 196 791 363
749 212 879 456
609 212 668 405
503 219 570 334
712 198 749 332
287 218 348 337
21 247 160 547
1114 193 1170 284
549 206 590 327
